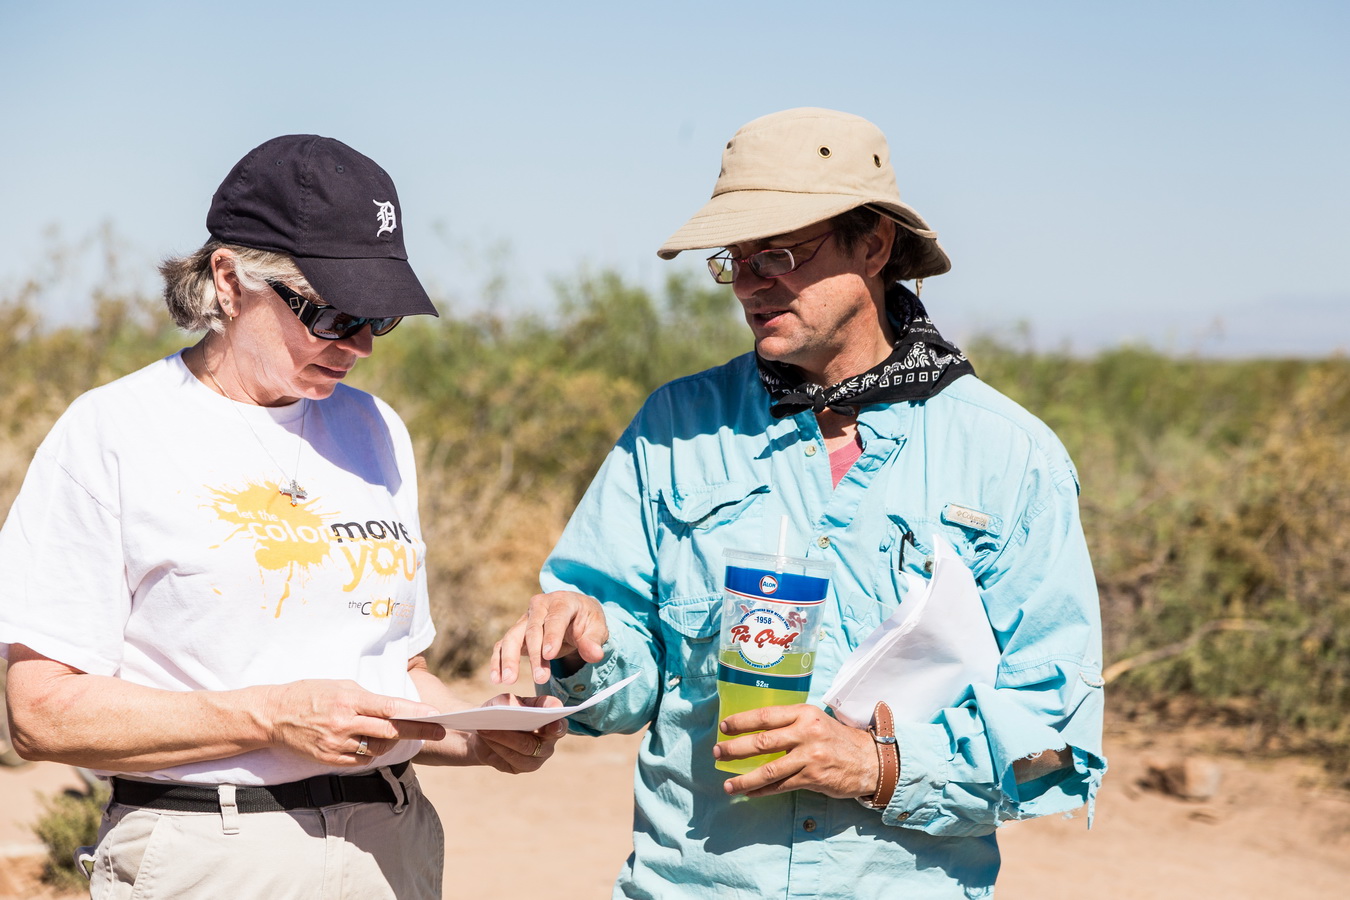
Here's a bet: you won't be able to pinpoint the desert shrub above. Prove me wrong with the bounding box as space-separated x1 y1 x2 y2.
32 782 108 891
971 341 1350 776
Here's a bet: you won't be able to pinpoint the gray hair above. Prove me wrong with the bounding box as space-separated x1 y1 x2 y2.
159 241 312 333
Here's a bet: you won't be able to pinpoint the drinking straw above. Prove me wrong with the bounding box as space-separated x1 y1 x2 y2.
776 514 789 572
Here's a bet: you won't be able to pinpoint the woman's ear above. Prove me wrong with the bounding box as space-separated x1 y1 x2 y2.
210 249 244 318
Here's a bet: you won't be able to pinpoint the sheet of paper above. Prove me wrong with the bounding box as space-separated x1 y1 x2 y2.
825 535 1000 728
396 672 641 732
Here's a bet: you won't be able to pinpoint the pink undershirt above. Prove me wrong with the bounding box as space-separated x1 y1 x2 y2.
828 434 864 488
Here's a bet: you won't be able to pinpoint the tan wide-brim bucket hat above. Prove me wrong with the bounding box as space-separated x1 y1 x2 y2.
658 108 951 280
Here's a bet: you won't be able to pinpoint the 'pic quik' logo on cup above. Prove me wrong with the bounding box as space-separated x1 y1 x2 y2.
729 607 798 668
723 561 827 671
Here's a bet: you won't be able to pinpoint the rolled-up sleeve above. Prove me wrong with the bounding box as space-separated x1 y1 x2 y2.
881 454 1107 834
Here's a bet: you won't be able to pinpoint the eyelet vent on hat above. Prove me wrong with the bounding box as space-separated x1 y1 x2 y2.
818 146 831 158
873 154 881 167
336 165 344 173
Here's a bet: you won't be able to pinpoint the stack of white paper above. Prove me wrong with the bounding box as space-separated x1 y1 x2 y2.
825 535 1000 728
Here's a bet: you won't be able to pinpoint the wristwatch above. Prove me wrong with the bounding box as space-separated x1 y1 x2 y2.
864 700 899 810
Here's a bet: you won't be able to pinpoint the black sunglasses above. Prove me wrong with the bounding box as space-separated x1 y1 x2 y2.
266 280 402 340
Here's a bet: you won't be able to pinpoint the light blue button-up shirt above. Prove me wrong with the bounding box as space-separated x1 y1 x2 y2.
541 353 1106 899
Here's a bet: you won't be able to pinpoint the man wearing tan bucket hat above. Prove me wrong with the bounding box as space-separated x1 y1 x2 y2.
494 108 1106 898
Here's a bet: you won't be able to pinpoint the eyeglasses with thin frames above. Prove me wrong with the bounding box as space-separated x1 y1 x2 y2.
705 230 836 285
266 280 402 340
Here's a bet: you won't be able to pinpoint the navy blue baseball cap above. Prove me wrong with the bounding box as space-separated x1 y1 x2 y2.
207 135 438 319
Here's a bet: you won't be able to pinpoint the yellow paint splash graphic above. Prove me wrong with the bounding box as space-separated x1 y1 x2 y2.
207 482 332 618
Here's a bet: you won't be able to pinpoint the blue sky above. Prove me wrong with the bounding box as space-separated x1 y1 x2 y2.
2 1 1346 356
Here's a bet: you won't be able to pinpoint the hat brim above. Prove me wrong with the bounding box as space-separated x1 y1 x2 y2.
657 191 951 279
291 256 439 319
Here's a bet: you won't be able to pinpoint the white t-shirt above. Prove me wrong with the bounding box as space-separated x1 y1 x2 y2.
0 352 435 785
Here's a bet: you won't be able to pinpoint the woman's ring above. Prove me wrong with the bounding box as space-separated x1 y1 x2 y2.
530 736 543 758
355 738 370 757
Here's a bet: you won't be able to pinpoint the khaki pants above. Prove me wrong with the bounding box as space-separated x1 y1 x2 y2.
88 766 444 900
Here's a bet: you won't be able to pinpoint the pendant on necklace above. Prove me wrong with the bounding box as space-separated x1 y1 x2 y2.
280 480 308 506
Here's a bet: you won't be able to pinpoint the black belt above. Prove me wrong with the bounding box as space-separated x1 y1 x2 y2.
111 761 410 813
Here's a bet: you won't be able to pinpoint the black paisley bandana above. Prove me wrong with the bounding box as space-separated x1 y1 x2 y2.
757 283 975 418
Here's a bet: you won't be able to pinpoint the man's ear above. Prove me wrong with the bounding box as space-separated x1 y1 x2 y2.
862 217 895 280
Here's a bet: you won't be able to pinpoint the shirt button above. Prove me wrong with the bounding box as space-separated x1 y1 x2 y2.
570 684 588 695
896 811 910 821
816 536 831 549
802 818 817 832
804 444 818 456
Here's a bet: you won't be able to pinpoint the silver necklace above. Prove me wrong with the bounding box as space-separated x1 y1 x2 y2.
204 358 309 506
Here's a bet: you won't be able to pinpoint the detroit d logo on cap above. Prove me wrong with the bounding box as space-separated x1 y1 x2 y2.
373 200 397 237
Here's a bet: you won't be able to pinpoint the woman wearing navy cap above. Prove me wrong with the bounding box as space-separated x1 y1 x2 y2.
0 135 563 899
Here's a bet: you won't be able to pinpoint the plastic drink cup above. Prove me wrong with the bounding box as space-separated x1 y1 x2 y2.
715 549 831 774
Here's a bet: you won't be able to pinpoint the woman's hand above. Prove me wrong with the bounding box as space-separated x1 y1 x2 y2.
262 680 447 766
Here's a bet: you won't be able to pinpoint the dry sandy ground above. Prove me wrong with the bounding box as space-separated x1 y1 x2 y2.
3 678 1348 899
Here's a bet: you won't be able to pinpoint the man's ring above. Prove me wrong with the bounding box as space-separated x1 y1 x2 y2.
530 736 543 758
355 738 370 757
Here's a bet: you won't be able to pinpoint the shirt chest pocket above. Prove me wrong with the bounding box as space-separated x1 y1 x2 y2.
656 480 770 533
883 506 1002 579
652 479 771 604
652 480 769 677
857 513 995 646
657 597 722 680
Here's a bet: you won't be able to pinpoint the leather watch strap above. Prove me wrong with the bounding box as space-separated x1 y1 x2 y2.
866 700 899 810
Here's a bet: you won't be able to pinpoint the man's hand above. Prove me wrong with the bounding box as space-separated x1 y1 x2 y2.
490 591 609 685
714 704 880 799
472 694 569 773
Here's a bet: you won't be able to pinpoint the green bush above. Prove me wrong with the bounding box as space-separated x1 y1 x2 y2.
33 783 108 891
972 342 1350 774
